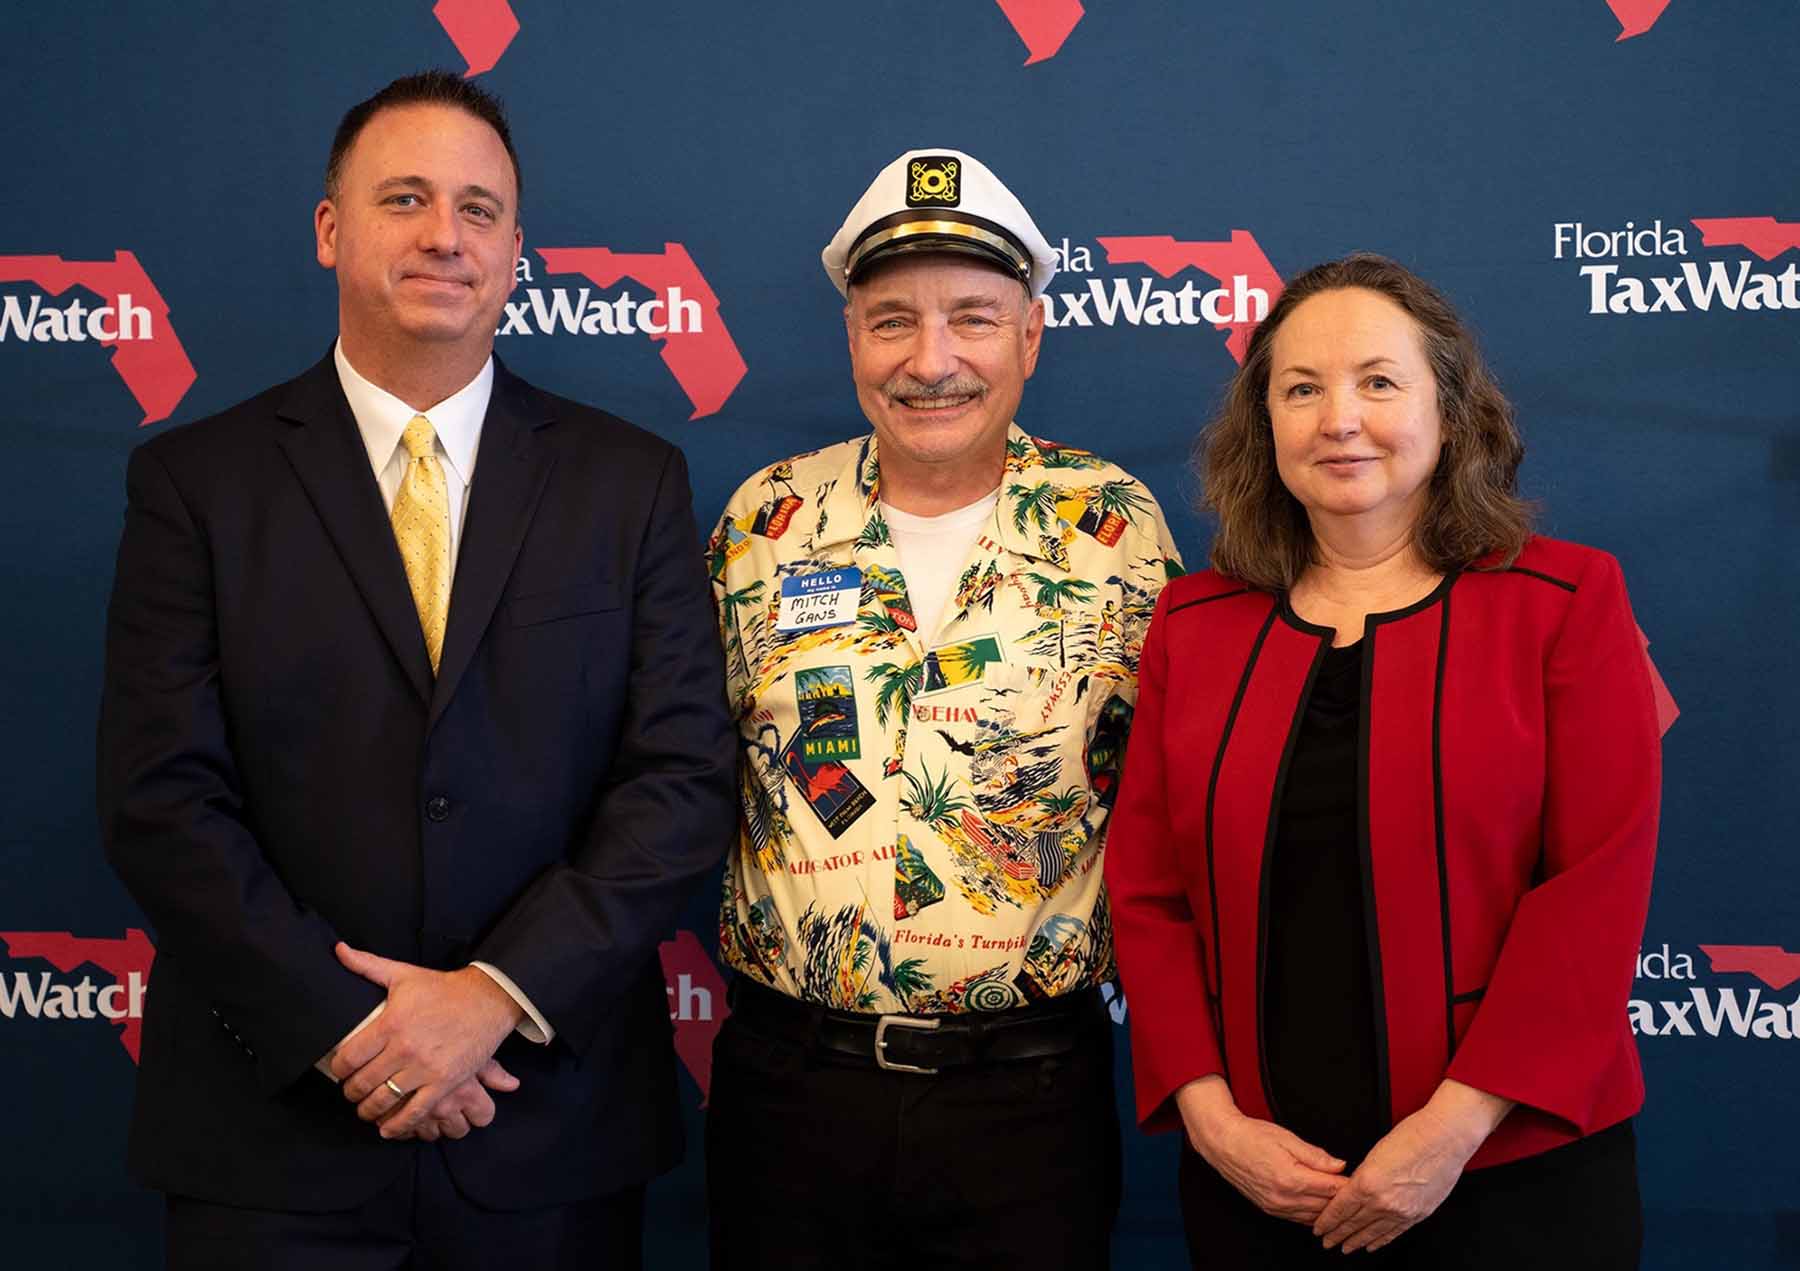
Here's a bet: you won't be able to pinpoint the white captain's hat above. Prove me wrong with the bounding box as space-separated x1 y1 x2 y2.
822 148 1059 299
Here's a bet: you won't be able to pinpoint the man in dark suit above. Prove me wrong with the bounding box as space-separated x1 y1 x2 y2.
96 71 734 1268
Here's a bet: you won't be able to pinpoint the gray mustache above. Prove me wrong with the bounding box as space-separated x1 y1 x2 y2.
882 374 988 402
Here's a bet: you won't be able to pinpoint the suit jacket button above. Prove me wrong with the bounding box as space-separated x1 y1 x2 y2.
426 796 451 822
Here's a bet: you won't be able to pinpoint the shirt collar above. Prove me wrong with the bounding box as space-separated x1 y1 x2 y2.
816 423 1065 568
333 339 493 488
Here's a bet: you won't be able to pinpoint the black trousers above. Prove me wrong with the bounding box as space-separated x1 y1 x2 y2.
1178 1119 1642 1270
165 1142 644 1270
705 998 1121 1270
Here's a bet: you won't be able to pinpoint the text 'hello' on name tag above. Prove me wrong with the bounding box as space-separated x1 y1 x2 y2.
777 568 863 631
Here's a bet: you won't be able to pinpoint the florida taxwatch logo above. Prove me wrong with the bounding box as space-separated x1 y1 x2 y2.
1605 0 1672 41
1000 2 1658 62
1040 230 1284 365
993 0 1085 65
0 926 731 1096
659 930 729 1102
499 243 747 420
0 252 196 425
0 929 155 1061
1631 942 1800 1040
432 0 520 77
1552 215 1800 315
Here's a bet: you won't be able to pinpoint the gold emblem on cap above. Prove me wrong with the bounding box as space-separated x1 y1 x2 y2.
909 159 959 204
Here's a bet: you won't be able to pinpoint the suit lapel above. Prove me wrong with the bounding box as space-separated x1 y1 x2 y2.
428 360 555 731
275 353 435 705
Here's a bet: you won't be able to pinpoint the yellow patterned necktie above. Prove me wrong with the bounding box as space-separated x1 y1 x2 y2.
392 414 451 673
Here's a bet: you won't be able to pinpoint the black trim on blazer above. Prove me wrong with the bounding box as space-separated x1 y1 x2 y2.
1348 569 1462 1127
1506 565 1577 593
1248 571 1466 1128
1274 593 1334 638
1169 587 1251 617
1206 603 1279 1089
1276 569 1459 638
1433 593 1456 1058
1354 631 1393 1129
1254 633 1331 1124
1451 987 1487 1004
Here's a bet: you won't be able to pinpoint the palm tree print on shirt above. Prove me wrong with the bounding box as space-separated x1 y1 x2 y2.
1026 573 1099 666
710 424 1181 1012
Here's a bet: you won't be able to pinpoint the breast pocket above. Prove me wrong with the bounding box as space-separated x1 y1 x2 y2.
966 660 1038 704
969 660 1113 736
988 662 1124 835
508 580 621 627
915 659 1102 882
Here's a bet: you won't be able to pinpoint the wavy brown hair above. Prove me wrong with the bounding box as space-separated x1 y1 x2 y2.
1199 254 1532 590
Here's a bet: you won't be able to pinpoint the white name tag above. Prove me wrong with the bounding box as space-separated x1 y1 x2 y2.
777 568 862 631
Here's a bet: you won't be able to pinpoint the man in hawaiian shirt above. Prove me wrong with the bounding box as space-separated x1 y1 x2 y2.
705 148 1182 1270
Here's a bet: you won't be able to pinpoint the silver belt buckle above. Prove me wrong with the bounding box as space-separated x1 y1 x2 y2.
874 1013 941 1074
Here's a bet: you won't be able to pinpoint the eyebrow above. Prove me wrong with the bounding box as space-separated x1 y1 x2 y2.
1276 356 1401 377
372 176 508 211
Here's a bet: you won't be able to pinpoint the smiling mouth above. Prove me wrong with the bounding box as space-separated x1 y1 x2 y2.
895 393 979 412
881 370 988 415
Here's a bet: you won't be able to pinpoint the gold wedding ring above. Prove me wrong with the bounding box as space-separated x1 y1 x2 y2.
384 1078 406 1099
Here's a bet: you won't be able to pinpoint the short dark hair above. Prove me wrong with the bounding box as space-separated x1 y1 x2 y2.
324 70 522 210
1198 253 1533 591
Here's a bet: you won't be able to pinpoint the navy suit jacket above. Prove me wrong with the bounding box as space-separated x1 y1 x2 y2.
97 351 736 1211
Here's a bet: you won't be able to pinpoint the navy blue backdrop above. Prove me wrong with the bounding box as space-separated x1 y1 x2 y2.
2 2 1796 1266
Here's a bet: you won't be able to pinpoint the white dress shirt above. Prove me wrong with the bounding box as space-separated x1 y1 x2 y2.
335 340 487 573
316 342 553 1078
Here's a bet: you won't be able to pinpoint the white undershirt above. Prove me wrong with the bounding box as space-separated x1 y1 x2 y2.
881 489 1001 643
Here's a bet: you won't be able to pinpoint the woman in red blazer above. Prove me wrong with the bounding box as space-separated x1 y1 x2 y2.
1107 255 1660 1267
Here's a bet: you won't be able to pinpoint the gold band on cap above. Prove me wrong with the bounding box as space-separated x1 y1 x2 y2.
846 219 1031 281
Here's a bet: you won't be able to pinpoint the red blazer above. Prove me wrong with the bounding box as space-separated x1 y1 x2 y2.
1106 537 1660 1169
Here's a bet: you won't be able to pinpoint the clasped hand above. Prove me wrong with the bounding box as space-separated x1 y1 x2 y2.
1179 1076 1348 1224
1181 1075 1507 1254
1310 1080 1510 1254
328 942 526 1141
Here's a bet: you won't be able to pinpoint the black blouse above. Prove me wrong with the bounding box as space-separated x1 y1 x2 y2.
1263 639 1384 1165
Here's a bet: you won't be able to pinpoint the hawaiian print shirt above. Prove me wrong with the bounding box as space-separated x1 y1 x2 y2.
707 424 1182 1015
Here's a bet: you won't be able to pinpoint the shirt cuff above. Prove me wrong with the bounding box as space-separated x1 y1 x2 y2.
315 1001 386 1082
470 961 554 1044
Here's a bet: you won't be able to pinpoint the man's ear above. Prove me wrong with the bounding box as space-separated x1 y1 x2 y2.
1021 291 1045 380
315 199 339 270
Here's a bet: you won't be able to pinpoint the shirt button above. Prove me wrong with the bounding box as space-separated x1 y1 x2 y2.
426 796 452 822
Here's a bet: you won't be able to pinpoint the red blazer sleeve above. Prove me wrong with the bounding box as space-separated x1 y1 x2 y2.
1106 590 1225 1133
1446 550 1661 1133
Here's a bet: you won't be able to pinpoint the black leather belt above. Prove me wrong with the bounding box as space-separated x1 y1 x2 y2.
727 977 1106 1075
